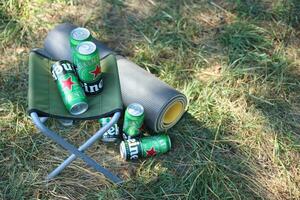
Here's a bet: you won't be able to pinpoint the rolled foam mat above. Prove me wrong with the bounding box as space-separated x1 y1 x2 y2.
43 23 188 132
115 56 187 132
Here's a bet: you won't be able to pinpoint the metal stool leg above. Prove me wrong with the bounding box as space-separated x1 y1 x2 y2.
39 117 48 123
31 112 123 184
47 112 121 179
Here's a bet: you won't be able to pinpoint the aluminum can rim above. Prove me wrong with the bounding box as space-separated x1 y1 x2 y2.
127 103 144 117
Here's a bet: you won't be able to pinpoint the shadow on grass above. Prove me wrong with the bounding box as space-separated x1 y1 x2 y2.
97 112 267 199
0 0 33 46
0 51 29 137
0 56 28 105
84 1 300 198
59 1 273 199
90 0 207 75
1 0 299 199
224 0 300 28
0 54 45 199
218 19 300 137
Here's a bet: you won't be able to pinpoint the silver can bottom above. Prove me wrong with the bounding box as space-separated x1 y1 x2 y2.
101 137 119 143
70 102 88 115
58 119 74 126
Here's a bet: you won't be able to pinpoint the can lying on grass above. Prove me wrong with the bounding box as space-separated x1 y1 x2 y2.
122 103 144 139
99 117 120 143
120 134 171 160
51 60 88 115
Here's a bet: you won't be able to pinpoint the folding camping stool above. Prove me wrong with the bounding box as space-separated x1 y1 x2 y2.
27 50 123 184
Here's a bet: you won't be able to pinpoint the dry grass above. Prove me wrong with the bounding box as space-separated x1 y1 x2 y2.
1 0 300 199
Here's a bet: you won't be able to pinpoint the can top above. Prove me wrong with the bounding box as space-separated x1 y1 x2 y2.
127 103 144 117
71 27 91 41
119 141 127 160
76 41 97 55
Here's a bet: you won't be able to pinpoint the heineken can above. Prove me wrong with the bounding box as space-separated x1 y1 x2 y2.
122 103 144 138
70 27 92 62
51 60 88 115
74 41 104 95
99 117 120 143
74 41 102 83
120 134 171 160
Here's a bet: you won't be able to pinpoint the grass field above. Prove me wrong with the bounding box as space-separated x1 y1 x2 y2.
1 0 300 199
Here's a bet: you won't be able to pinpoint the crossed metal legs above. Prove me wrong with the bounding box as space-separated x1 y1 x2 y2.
31 112 123 184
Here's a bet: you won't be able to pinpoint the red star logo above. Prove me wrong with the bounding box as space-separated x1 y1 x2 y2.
90 65 101 78
146 147 157 156
62 77 74 90
139 124 145 131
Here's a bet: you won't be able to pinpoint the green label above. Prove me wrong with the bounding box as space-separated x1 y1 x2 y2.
75 54 102 83
140 135 171 157
57 73 87 112
52 61 87 114
123 119 141 137
123 106 144 137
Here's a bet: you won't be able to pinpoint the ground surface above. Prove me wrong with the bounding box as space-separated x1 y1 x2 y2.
1 0 300 199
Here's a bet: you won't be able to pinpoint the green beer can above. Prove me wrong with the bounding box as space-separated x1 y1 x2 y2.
74 41 102 83
122 103 144 139
99 117 120 143
74 41 104 95
70 27 92 51
120 134 171 160
51 60 88 115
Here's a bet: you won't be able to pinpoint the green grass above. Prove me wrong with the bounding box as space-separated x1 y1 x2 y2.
1 0 300 199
